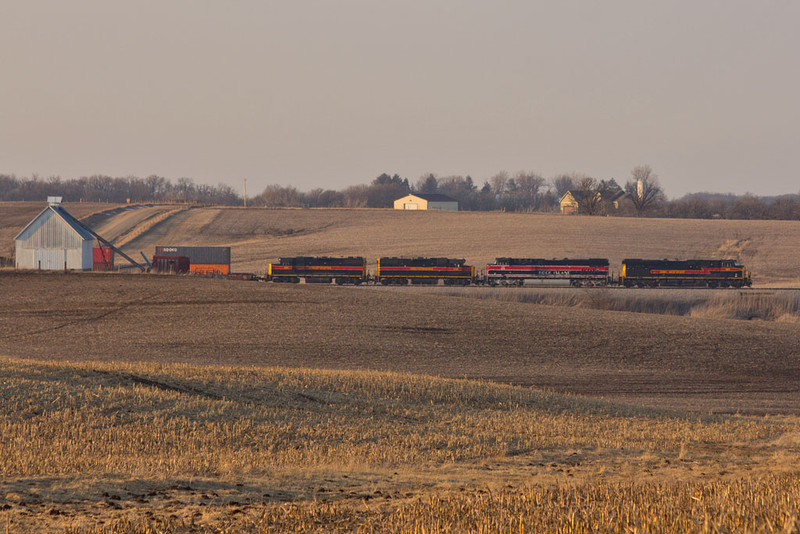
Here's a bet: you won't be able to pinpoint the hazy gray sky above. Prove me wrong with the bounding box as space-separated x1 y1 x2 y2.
2 1 798 197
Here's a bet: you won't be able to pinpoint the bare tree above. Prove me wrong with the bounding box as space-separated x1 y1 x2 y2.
514 171 546 209
575 177 603 215
489 171 509 195
550 174 578 199
625 165 665 216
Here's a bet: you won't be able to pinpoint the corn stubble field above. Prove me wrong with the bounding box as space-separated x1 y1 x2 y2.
2 206 800 532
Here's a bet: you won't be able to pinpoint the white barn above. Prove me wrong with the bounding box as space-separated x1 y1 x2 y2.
14 199 95 271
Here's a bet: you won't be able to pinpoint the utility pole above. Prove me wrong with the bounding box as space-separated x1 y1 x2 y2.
243 178 247 208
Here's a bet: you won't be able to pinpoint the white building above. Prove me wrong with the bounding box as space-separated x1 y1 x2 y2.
14 199 95 270
393 193 459 211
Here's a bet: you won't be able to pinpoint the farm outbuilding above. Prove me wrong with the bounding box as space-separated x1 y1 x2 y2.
154 246 231 275
393 194 459 211
14 199 95 270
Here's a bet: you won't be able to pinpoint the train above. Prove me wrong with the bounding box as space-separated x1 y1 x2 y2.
266 256 752 288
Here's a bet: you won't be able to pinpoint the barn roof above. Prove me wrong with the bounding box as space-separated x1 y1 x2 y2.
407 193 458 202
14 204 95 242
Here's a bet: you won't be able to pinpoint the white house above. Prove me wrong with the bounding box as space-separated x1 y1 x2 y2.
14 198 95 270
393 193 459 211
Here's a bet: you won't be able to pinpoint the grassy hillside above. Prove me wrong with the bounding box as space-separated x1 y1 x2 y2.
1 357 798 532
119 207 800 285
4 203 799 284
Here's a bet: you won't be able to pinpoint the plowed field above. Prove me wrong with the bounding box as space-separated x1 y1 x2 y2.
2 272 798 415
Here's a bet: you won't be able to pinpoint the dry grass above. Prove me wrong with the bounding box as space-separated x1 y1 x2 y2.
433 287 800 323
1 357 799 532
3 272 800 415
5 203 800 284
4 204 800 531
2 358 777 477
112 207 800 285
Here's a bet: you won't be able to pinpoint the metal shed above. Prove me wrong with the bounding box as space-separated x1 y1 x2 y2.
14 199 95 270
154 246 231 275
393 193 459 211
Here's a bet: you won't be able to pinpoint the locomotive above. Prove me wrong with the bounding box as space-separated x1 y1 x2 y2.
268 256 367 284
377 257 474 285
266 256 752 288
486 258 610 287
620 259 751 288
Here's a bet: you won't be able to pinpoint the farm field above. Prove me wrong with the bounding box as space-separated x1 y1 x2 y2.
3 204 800 531
116 207 800 286
2 273 800 415
5 202 800 285
1 356 799 532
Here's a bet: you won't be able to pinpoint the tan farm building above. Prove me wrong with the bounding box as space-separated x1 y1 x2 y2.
393 193 459 211
559 190 628 215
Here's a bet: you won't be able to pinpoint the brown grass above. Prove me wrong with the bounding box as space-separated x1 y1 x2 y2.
3 273 800 415
433 287 800 323
113 207 800 285
3 203 800 531
5 203 800 284
1 357 798 532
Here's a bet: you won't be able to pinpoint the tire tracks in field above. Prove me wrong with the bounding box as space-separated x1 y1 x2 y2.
90 369 227 401
84 368 334 408
1 292 162 340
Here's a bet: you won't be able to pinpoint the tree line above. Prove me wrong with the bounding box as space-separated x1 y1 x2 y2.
2 170 799 220
0 174 239 205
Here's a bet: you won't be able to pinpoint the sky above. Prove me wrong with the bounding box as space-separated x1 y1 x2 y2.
1 1 798 198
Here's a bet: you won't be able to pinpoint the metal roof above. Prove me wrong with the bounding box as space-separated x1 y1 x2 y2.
14 204 96 242
403 193 458 202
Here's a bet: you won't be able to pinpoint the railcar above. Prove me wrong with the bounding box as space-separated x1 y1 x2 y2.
377 257 475 285
620 259 751 288
486 258 610 286
268 256 367 284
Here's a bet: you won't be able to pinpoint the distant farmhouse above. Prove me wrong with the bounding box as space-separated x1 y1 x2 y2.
14 197 95 270
394 193 459 211
560 190 627 215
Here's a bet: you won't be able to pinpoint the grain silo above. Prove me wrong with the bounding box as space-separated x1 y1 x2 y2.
14 197 95 271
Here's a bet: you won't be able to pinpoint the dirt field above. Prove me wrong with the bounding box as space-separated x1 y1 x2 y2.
4 204 800 531
2 272 799 415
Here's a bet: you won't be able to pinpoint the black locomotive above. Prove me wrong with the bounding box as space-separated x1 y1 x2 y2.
620 259 751 288
376 257 474 285
268 256 367 284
